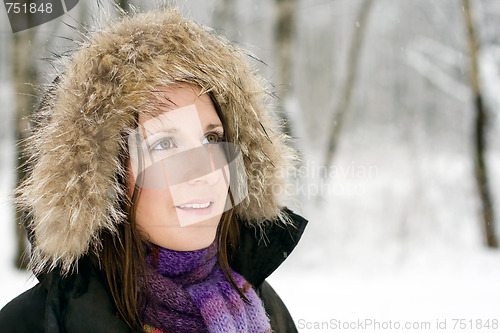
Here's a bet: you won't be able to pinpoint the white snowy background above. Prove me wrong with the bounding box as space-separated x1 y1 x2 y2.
1 1 500 332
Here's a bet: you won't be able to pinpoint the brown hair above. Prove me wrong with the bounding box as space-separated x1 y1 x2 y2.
98 92 247 330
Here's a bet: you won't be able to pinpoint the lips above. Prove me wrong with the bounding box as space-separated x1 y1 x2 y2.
175 198 214 216
178 202 211 209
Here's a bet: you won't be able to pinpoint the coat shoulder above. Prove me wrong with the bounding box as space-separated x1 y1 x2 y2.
0 281 47 332
258 280 298 333
233 208 308 287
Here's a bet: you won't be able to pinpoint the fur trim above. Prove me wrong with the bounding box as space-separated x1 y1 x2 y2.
15 9 297 274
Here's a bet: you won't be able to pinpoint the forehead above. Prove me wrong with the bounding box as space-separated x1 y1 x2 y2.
140 84 219 124
141 104 201 136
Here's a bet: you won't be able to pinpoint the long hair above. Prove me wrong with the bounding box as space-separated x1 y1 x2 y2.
98 91 245 330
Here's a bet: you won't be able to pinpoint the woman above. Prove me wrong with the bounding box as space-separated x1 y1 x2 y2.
0 9 307 332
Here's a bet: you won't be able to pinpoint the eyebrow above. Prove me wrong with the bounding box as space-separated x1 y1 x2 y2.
142 127 179 139
205 123 224 131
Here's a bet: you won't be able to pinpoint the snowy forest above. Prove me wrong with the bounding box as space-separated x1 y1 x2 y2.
1 0 500 332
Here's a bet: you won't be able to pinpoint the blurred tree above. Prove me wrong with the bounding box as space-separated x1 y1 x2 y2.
13 27 36 269
323 0 373 170
274 0 296 137
462 0 498 248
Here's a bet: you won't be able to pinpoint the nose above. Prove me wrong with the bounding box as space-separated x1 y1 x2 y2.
186 144 224 186
187 168 223 186
155 143 227 187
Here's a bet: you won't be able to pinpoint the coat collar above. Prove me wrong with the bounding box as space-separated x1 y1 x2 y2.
231 208 308 288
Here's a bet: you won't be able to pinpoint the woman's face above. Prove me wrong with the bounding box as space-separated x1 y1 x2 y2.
127 83 229 251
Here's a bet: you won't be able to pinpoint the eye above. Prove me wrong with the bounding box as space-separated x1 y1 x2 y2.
202 133 221 144
151 138 174 150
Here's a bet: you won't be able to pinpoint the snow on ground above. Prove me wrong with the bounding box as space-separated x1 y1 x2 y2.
268 245 500 333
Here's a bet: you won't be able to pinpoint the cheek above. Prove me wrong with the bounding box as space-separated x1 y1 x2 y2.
136 188 175 216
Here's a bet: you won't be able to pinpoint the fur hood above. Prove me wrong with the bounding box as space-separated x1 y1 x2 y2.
16 9 296 274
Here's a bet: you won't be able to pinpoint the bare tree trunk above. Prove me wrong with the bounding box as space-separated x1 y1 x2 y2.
323 0 373 169
274 0 296 137
462 0 498 248
13 28 36 269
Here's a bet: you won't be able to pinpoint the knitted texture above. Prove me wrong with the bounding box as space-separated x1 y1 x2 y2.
142 242 271 333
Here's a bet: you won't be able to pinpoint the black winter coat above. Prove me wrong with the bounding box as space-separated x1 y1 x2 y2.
0 209 307 332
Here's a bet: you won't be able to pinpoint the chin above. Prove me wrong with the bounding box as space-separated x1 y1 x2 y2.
147 224 218 251
178 225 218 250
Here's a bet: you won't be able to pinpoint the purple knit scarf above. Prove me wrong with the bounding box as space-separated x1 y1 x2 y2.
141 241 271 333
